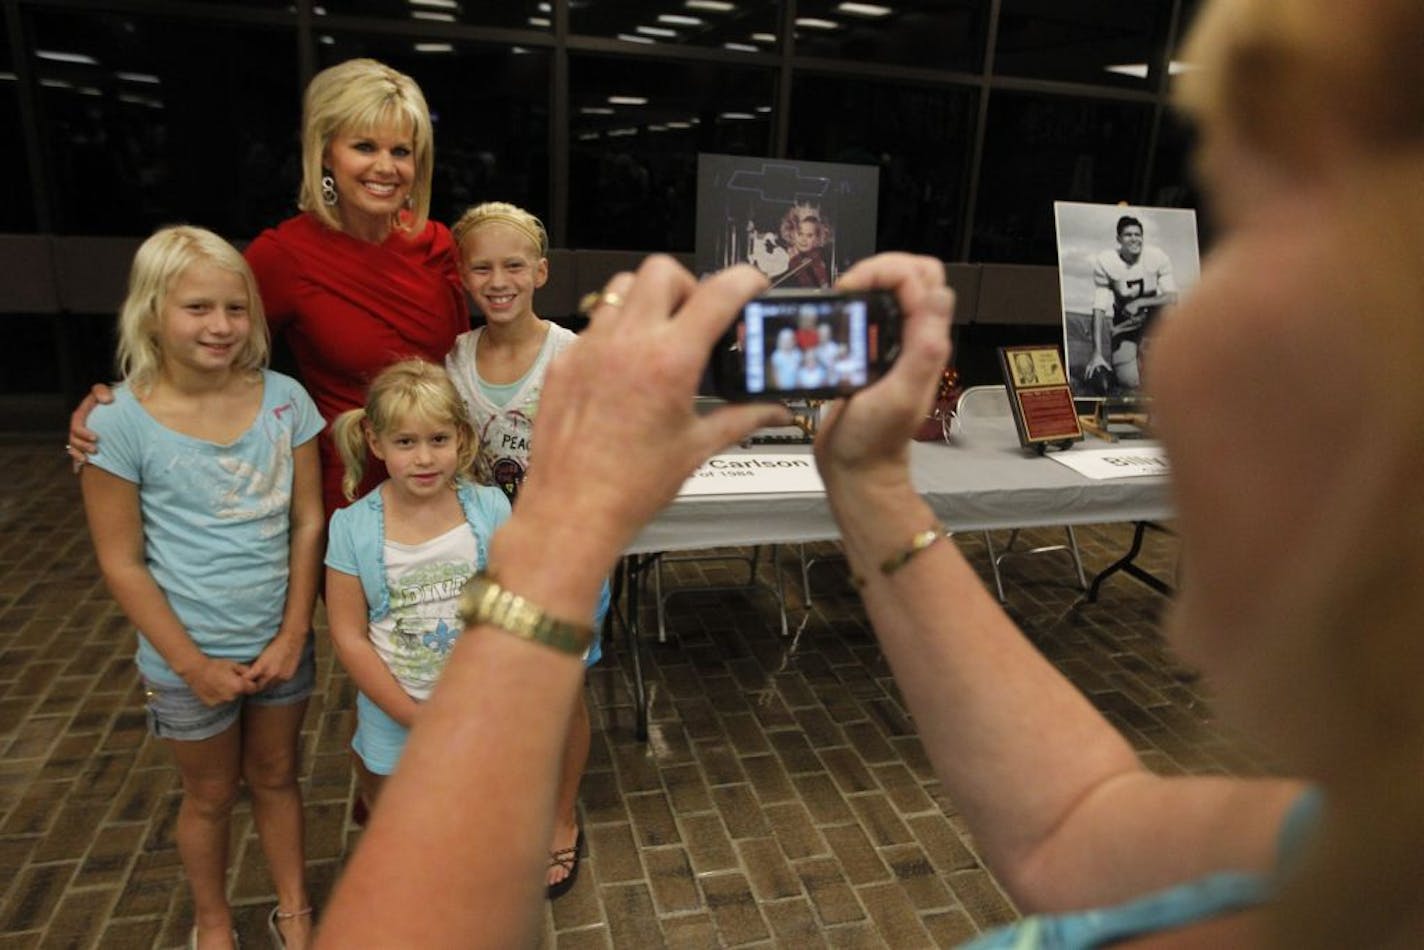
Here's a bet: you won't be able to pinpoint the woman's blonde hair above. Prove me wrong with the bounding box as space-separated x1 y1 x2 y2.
330 359 476 501
116 225 268 395
780 203 832 248
298 58 435 234
1175 0 1424 176
451 201 549 259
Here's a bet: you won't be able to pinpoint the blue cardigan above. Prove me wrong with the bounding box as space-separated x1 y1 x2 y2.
326 479 609 665
326 479 511 623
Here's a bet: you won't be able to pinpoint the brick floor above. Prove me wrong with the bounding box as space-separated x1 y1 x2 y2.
0 436 1272 948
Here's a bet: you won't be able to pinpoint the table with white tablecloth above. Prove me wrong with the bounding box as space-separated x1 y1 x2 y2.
617 416 1174 738
629 420 1171 554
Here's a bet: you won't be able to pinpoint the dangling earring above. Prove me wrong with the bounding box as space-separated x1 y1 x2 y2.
320 171 338 207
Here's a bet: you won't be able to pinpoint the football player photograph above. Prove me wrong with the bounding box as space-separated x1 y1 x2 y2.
1054 201 1201 400
1084 215 1179 393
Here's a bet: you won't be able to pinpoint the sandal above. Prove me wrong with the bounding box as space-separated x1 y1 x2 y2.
189 927 239 949
267 905 313 949
546 828 586 901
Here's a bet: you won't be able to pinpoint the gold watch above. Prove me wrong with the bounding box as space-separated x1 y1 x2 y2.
457 572 594 657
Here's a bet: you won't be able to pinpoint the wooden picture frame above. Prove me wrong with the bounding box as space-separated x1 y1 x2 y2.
998 345 1083 452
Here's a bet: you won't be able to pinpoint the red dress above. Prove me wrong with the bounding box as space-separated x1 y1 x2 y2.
245 213 469 513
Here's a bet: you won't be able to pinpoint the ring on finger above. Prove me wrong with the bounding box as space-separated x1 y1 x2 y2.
578 289 624 315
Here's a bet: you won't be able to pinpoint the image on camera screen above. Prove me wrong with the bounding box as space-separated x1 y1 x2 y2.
743 297 876 395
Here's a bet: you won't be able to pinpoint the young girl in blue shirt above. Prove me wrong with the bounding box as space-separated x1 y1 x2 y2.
81 226 324 950
324 360 510 814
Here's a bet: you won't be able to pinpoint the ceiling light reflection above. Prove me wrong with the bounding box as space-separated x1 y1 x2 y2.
36 50 99 65
837 2 892 16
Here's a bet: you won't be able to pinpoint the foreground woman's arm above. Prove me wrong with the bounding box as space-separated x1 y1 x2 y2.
817 254 1302 912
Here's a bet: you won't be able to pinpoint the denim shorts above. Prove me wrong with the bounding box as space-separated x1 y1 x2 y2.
352 691 410 776
142 640 316 742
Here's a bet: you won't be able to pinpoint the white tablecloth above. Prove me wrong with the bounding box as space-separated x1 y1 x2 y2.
627 418 1172 554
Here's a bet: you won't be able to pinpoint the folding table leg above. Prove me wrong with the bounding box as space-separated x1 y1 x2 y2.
800 543 813 607
770 544 789 637
1065 525 1088 590
1085 521 1175 602
623 554 650 741
983 530 1008 603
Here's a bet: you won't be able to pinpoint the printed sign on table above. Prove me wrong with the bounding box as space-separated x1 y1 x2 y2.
677 454 825 497
1048 446 1170 480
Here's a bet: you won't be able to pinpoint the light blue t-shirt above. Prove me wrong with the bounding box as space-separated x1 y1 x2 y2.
87 370 324 684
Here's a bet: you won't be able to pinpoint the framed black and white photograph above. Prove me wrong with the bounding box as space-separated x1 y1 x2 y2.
695 154 879 287
1054 201 1201 400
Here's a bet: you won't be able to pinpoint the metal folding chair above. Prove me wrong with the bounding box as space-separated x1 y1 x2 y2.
950 384 1088 602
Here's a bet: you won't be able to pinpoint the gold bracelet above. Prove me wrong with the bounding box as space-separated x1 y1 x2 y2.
851 522 951 588
457 572 594 657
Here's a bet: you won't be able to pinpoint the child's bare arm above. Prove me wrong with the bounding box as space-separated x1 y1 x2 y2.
81 466 254 705
248 439 325 688
325 567 421 727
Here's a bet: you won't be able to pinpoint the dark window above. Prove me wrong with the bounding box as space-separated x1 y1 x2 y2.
787 73 975 260
27 9 300 238
972 91 1151 263
319 0 552 32
136 0 290 6
571 1 783 52
1149 107 1214 246
318 38 551 230
793 1 987 73
994 0 1173 89
0 90 31 231
568 55 775 251
1 15 35 231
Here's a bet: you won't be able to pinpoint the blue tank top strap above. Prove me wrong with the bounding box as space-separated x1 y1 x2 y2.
959 786 1322 949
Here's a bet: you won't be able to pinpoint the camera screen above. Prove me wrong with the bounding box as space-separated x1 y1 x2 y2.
742 297 879 395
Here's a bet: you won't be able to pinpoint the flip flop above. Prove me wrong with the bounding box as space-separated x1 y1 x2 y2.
546 828 585 900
